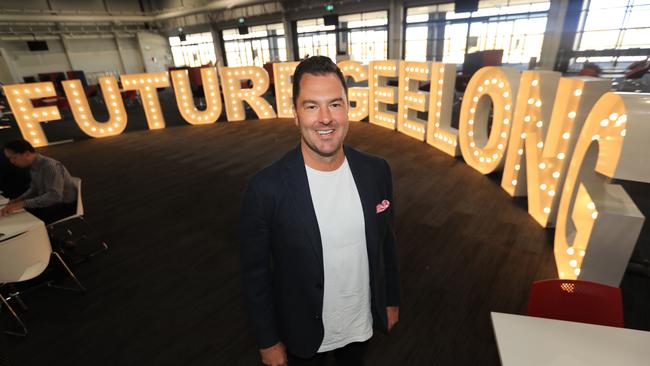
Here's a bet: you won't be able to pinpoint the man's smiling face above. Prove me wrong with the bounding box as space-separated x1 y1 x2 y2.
293 73 349 158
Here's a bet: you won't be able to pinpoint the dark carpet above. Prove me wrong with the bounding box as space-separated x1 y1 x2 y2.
0 94 648 365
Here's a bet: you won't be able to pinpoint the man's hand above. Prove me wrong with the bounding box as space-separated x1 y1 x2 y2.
387 306 399 332
1 199 24 216
259 342 287 366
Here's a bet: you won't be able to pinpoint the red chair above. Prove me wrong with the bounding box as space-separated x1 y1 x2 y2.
66 70 97 98
526 279 624 328
263 62 274 85
624 60 650 79
187 67 203 87
121 90 139 106
56 97 70 112
187 67 205 101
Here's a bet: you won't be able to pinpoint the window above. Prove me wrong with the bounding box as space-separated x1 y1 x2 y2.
169 32 217 68
404 25 429 62
443 23 470 64
297 11 388 64
575 0 650 51
297 18 338 61
339 11 389 64
570 0 650 72
405 3 455 62
404 1 550 66
222 23 287 67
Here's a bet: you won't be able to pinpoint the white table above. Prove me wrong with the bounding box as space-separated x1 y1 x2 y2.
0 195 45 240
0 195 52 282
491 312 650 366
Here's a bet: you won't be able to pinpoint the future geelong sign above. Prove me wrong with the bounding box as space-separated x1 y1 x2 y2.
3 60 650 287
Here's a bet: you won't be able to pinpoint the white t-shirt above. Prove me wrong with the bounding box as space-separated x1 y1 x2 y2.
305 158 373 353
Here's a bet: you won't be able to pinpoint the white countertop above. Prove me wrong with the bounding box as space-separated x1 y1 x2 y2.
491 312 650 366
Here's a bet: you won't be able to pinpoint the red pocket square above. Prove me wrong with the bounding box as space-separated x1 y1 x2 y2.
376 199 390 214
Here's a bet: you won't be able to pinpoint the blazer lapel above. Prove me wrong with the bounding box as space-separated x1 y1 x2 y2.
344 146 379 276
282 146 324 279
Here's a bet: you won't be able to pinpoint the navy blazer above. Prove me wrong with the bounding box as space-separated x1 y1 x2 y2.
240 145 400 358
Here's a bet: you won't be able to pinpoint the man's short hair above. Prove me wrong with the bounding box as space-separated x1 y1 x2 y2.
4 139 35 154
292 56 348 106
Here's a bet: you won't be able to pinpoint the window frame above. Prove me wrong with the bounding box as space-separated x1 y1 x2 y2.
569 0 650 72
168 32 217 68
402 1 550 66
294 10 390 64
221 23 288 67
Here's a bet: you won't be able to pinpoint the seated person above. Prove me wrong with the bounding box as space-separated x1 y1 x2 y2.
0 147 31 198
1 139 77 225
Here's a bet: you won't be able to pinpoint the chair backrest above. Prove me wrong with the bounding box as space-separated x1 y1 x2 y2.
122 90 138 101
187 67 203 86
37 72 66 94
527 279 624 327
36 73 50 82
0 220 51 283
67 70 89 88
72 177 84 216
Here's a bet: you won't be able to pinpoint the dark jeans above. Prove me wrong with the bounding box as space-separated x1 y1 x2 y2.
287 341 369 366
26 201 76 225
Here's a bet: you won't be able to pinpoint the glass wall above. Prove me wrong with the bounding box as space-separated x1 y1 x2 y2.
169 32 217 67
571 0 650 71
339 11 388 64
297 11 388 64
404 0 550 66
222 23 287 67
296 18 337 61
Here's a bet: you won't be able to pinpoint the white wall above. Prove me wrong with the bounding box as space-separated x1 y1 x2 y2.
118 37 146 74
0 39 71 81
0 32 176 83
0 50 17 84
137 32 173 73
0 34 158 84
66 38 124 75
0 0 303 82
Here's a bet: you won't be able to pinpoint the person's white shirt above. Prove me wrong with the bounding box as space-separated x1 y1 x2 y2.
305 158 373 352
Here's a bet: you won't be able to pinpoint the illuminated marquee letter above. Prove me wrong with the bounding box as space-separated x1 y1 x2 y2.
555 92 650 286
273 62 299 118
338 60 369 122
221 66 276 121
426 63 459 156
62 76 126 137
170 67 222 125
459 67 520 174
369 60 399 130
501 74 609 227
2 82 61 147
397 61 430 140
121 72 170 129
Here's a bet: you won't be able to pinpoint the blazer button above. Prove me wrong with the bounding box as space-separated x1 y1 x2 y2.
315 283 323 289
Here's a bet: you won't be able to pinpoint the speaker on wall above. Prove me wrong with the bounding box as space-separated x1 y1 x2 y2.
323 14 338 26
27 41 48 51
455 0 479 13
179 34 186 42
238 25 249 35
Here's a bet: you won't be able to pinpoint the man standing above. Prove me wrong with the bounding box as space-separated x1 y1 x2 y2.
1 139 77 225
240 56 400 366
